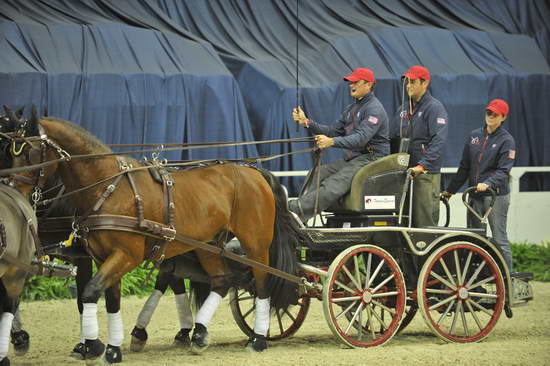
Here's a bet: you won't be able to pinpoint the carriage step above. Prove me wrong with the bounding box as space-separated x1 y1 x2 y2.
511 277 534 305
511 271 534 281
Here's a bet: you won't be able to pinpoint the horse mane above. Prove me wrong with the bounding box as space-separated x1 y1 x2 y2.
41 117 112 154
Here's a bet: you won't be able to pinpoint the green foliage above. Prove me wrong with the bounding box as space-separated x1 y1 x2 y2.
512 241 550 281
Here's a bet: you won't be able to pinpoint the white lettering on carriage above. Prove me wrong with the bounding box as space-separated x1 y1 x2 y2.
364 196 395 210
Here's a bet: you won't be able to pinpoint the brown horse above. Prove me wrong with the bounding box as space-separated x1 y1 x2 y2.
2 108 132 363
6 116 300 362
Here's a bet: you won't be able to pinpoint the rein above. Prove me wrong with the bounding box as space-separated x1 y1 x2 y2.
0 136 315 177
35 146 317 207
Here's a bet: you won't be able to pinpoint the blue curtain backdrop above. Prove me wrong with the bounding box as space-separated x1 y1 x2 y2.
1 0 549 193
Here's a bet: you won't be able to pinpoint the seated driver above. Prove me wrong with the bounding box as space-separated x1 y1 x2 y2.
289 67 390 222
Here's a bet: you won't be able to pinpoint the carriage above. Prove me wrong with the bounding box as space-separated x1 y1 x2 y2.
227 152 534 348
0 113 535 358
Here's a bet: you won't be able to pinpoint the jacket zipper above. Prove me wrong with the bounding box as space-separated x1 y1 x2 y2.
475 133 489 184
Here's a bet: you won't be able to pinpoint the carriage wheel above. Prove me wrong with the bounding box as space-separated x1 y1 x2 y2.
417 241 505 343
322 244 406 348
229 288 310 341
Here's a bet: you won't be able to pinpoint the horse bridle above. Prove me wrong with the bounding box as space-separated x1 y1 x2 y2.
9 131 71 206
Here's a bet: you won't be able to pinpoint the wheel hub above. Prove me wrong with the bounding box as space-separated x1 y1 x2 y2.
362 290 373 304
458 287 469 300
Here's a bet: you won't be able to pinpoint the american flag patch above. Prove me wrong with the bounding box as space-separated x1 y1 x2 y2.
437 118 446 124
509 150 516 159
368 116 378 124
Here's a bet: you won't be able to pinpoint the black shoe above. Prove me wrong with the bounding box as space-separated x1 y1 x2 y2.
70 342 86 360
10 329 30 356
174 328 192 346
130 326 148 352
84 339 105 361
190 323 209 354
105 344 122 363
245 333 267 352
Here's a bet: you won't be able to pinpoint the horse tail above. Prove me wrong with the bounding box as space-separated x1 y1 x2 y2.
189 280 210 312
258 169 304 311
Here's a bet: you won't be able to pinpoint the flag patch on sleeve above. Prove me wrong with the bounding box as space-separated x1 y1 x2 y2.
509 150 516 159
368 116 378 124
437 118 446 124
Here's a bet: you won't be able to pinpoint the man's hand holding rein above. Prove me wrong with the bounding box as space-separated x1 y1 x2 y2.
314 135 334 149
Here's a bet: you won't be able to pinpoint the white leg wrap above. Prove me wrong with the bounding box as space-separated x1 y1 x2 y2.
254 298 270 336
11 308 22 332
0 312 15 359
107 311 124 347
79 313 85 343
194 291 222 327
175 293 193 329
82 303 98 340
136 289 163 328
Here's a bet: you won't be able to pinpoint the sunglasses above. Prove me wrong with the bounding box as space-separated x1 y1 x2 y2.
485 110 500 117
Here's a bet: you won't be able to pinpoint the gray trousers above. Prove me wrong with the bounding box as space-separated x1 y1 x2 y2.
411 173 441 228
289 154 375 221
467 194 512 271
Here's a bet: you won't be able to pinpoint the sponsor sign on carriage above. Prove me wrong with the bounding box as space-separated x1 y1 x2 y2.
364 195 395 210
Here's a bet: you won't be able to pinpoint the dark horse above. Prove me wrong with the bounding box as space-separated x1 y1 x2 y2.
0 181 37 366
0 107 35 366
6 116 300 362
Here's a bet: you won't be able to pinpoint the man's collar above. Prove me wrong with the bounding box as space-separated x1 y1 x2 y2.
355 91 373 104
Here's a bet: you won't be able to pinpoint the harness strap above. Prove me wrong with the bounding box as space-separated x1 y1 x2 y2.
80 214 303 285
0 218 6 259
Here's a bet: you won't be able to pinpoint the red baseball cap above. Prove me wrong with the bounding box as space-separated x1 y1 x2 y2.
486 99 509 116
403 65 430 81
343 68 376 83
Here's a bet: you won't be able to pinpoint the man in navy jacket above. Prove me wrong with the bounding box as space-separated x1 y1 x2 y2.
290 67 390 222
394 65 448 227
442 99 516 270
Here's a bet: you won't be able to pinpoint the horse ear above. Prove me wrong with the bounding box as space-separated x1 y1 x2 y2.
31 105 38 121
3 105 18 125
15 106 25 119
43 106 49 117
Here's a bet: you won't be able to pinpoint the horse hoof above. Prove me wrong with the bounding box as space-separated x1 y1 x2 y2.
174 328 191 346
245 334 267 352
10 330 30 356
0 356 10 366
130 326 148 352
70 342 86 360
84 339 105 366
190 324 209 355
103 344 122 364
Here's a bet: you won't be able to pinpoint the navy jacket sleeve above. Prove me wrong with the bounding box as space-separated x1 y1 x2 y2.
484 137 516 190
308 118 344 136
418 103 448 171
447 137 471 194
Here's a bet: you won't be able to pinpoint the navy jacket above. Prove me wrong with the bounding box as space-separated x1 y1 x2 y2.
392 92 448 173
308 92 390 160
447 126 516 196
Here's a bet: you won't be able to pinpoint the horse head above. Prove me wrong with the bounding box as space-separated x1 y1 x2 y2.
7 107 65 199
0 105 26 169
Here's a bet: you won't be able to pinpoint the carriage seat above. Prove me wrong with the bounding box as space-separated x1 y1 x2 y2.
328 153 410 214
